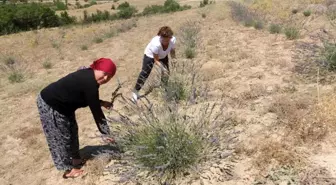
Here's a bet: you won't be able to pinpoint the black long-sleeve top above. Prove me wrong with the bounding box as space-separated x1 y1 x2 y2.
40 68 110 135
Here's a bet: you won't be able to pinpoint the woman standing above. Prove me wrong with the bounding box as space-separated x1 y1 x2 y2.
37 58 116 178
132 26 176 102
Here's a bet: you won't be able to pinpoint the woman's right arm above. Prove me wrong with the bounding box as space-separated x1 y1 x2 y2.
153 54 160 65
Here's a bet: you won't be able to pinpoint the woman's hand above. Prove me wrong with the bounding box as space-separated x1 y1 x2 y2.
102 136 115 144
100 100 113 110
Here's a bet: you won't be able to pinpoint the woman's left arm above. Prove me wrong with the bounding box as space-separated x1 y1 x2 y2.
85 90 111 135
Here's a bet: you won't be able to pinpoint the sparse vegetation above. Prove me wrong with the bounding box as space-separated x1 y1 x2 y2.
117 2 130 10
93 37 103 43
116 20 137 33
269 23 282 34
253 20 263 29
59 11 76 25
185 47 196 59
303 10 311 16
8 71 24 83
327 9 336 21
179 21 200 59
227 1 264 29
142 0 191 16
42 61 52 69
244 19 254 27
284 26 300 40
105 29 117 38
4 57 16 67
322 41 336 70
51 41 60 49
292 9 298 14
200 0 209 7
83 10 116 23
81 45 88 50
116 4 138 19
163 75 188 102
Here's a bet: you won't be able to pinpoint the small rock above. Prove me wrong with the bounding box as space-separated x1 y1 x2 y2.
210 167 217 174
328 4 336 11
279 181 289 185
200 179 212 185
266 86 274 93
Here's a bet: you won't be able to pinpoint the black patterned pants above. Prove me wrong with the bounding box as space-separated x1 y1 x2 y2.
37 94 80 171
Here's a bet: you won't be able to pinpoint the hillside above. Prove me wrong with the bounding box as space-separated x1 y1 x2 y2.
1 0 336 184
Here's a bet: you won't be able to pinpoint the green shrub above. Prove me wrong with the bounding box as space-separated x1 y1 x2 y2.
4 57 15 67
117 6 137 19
94 37 103 43
129 121 202 177
323 42 336 71
8 71 24 83
111 4 115 9
185 47 196 59
113 0 118 2
83 10 116 23
142 5 163 15
117 1 130 10
163 0 181 13
59 11 76 25
51 41 60 48
43 61 52 69
253 20 263 29
107 98 235 183
163 75 188 102
81 45 88 50
0 3 60 35
292 9 298 14
269 23 282 34
284 27 300 40
89 0 97 6
244 19 254 27
75 2 83 9
227 1 258 25
303 10 311 17
142 0 191 16
200 0 209 7
55 0 67 10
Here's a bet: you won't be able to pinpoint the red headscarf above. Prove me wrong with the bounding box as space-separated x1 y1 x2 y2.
90 58 117 77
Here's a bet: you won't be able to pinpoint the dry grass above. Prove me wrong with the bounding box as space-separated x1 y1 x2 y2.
299 167 336 184
253 140 305 171
239 83 267 100
86 154 111 176
267 93 336 145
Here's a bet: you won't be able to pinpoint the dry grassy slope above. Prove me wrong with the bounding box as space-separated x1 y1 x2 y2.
1 1 336 185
